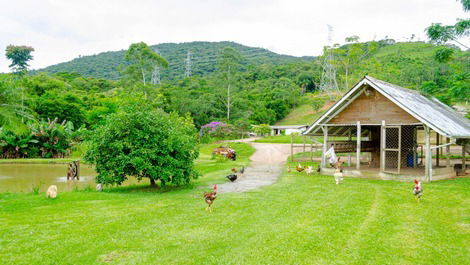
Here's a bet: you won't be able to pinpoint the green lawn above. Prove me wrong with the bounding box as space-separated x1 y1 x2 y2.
1 143 469 264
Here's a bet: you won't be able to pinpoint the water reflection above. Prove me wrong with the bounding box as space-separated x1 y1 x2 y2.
0 163 139 192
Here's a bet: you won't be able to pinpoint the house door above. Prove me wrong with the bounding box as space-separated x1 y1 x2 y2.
381 126 401 174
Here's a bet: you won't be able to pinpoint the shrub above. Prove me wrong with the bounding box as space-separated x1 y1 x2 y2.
252 124 271 136
200 121 237 140
85 105 199 186
0 119 85 159
0 128 38 158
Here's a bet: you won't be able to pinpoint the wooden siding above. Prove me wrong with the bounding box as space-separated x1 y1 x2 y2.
329 87 419 124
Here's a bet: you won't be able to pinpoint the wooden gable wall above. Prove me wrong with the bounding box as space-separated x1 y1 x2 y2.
329 86 419 124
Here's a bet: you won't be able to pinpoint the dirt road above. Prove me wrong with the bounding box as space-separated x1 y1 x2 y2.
217 141 301 193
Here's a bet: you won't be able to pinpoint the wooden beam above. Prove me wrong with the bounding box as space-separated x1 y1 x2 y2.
397 126 402 174
424 126 431 182
413 127 417 168
356 121 361 170
348 128 352 167
303 135 306 154
290 133 294 162
321 126 328 168
380 120 386 172
436 132 440 167
463 144 467 176
310 137 314 162
446 137 450 168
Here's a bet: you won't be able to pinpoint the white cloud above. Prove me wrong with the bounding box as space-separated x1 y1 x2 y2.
0 0 467 72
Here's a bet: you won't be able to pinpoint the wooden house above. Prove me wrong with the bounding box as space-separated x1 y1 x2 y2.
303 76 470 181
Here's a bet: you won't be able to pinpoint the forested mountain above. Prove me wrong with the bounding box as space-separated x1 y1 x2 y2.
39 41 313 80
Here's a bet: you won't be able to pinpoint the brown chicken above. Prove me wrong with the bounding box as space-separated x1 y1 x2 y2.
296 163 305 172
204 185 217 212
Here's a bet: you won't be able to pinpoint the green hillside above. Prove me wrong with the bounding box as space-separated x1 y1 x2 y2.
39 41 313 80
275 93 332 125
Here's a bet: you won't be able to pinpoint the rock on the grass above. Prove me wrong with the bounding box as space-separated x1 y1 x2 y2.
96 183 103 192
46 185 58 198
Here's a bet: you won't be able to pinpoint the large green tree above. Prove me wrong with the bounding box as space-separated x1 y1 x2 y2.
426 0 469 49
5 45 35 74
216 47 242 120
85 104 199 186
124 42 168 98
3 45 35 127
0 76 33 130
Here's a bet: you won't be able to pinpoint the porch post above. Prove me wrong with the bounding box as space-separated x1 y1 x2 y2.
380 120 386 172
303 135 306 154
446 137 450 168
347 128 352 167
321 126 328 168
436 132 440 167
310 137 314 162
424 125 431 182
413 127 417 168
462 144 467 176
356 121 361 170
290 133 294 162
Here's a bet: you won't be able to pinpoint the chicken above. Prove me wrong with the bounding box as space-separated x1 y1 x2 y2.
296 163 305 172
240 166 245 175
316 165 321 173
333 168 343 184
287 165 291 173
305 166 313 175
204 185 217 212
413 179 423 203
332 158 344 184
231 168 237 173
226 174 237 182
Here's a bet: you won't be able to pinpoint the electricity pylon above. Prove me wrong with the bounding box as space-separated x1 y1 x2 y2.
319 25 339 96
184 51 192 78
151 48 161 85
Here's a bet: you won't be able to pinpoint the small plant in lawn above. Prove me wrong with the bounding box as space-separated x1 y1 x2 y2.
31 181 43 195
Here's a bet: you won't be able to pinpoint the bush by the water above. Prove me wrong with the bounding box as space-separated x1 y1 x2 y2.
0 118 85 158
84 105 200 186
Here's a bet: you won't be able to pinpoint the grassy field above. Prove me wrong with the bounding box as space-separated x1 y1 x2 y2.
275 93 334 126
1 143 469 264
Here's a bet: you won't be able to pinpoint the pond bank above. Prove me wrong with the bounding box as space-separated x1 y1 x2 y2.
0 158 85 164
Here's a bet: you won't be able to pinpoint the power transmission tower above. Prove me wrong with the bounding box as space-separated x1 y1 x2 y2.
319 25 339 96
184 51 192 78
151 48 161 85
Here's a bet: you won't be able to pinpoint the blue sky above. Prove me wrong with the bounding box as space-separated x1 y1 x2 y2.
0 0 468 72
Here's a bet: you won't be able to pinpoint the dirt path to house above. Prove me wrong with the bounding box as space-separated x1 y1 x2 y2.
217 139 303 193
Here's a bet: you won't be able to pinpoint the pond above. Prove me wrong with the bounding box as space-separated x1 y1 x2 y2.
0 163 139 193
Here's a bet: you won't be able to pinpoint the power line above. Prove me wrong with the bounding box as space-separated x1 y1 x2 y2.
151 48 161 85
319 24 339 95
184 51 192 78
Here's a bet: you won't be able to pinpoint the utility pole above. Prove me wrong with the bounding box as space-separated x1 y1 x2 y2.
184 51 192 78
319 25 339 97
151 48 161 85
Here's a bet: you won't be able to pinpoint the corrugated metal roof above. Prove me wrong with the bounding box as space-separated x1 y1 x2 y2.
304 76 470 139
